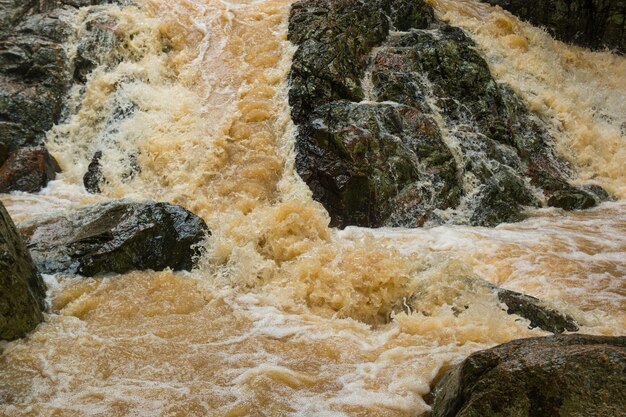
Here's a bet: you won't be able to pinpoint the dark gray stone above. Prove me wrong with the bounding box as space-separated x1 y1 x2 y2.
0 0 122 154
0 201 46 341
19 200 210 276
494 287 579 333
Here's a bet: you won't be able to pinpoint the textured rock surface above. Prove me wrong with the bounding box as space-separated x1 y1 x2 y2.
432 334 626 417
482 0 626 53
0 146 61 193
0 201 46 341
0 0 121 153
20 200 210 276
494 286 579 333
289 0 607 228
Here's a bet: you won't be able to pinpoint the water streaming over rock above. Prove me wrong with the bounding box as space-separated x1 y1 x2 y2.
0 0 624 416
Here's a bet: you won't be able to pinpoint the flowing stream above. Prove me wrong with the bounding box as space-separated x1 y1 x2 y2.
0 0 624 416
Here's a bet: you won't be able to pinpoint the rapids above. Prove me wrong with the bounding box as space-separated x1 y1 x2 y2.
0 0 624 416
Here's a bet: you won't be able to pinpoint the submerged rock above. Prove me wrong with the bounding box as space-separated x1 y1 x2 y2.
482 0 625 53
0 201 46 341
83 150 141 194
494 286 579 333
83 150 104 193
0 146 61 193
289 0 607 228
431 334 626 417
405 275 579 334
20 200 210 276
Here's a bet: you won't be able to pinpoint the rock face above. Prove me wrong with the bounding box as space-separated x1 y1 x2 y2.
432 334 626 417
0 146 61 193
482 0 626 53
288 0 607 228
0 201 46 341
0 0 122 158
19 200 210 276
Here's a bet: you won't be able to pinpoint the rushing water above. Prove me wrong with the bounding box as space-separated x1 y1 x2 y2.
0 0 624 416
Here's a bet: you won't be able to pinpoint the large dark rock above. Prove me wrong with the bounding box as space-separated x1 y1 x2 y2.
298 101 459 227
19 200 210 276
0 0 122 154
0 201 46 341
0 146 61 193
289 0 606 228
431 334 626 417
482 0 626 53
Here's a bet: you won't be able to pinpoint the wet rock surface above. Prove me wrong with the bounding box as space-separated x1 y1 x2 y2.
493 286 579 333
431 334 626 417
406 275 579 334
19 200 210 276
0 201 46 341
0 146 61 193
83 150 141 194
482 0 626 53
289 0 606 228
0 0 122 154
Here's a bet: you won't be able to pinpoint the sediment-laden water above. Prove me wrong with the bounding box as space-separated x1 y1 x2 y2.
1 0 624 416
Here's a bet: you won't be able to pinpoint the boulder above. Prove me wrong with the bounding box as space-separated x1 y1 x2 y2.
19 200 210 276
288 0 606 229
0 146 61 193
297 101 459 227
431 334 626 417
0 201 46 341
481 0 625 53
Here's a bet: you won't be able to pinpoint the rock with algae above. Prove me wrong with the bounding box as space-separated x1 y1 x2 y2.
431 334 626 417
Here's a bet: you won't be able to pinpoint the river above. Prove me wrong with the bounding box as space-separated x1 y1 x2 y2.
0 0 624 415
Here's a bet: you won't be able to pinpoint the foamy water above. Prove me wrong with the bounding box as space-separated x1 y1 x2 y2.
0 0 624 416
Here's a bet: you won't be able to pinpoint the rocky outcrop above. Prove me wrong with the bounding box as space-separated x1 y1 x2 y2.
0 146 61 193
0 201 46 341
431 334 626 417
482 0 626 53
0 0 122 163
19 200 209 276
289 0 607 228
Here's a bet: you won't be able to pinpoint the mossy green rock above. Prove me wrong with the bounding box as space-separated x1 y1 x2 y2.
289 0 606 228
0 201 46 341
432 334 626 417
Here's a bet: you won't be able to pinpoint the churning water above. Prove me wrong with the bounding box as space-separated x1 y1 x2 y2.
1 0 624 415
